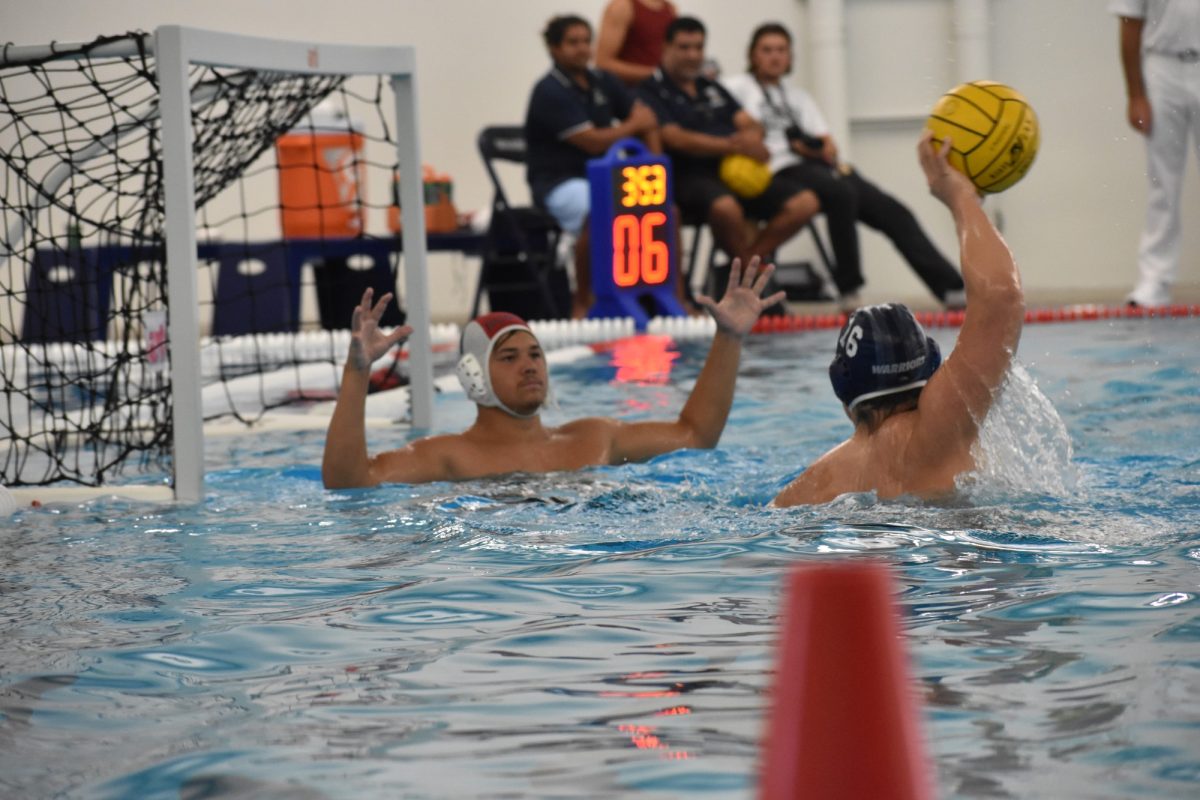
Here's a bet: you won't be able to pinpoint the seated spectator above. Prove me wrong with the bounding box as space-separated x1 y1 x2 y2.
525 14 674 318
722 22 966 309
637 16 819 298
595 0 678 88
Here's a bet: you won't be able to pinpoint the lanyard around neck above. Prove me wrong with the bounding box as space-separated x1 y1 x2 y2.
755 77 801 128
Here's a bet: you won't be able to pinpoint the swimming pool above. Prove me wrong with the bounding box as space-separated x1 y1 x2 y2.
2 317 1198 798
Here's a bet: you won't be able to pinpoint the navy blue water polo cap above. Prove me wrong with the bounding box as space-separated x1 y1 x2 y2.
829 303 942 410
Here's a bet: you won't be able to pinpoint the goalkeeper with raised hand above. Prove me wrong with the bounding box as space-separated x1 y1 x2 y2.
322 257 784 488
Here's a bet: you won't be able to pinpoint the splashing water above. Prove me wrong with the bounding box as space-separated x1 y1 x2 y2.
964 361 1077 497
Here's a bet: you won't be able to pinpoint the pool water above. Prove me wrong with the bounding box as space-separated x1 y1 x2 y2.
2 318 1198 798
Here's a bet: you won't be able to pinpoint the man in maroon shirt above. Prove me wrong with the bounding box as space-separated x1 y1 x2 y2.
596 0 678 87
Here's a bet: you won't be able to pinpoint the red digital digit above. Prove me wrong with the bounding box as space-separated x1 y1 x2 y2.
613 211 670 287
640 211 668 285
612 214 640 287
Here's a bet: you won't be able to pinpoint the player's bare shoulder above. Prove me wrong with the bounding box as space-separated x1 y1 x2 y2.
548 416 620 462
554 415 620 441
773 452 841 507
366 433 462 484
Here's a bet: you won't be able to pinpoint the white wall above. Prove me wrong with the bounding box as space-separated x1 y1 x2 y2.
5 0 1197 319
833 0 1199 306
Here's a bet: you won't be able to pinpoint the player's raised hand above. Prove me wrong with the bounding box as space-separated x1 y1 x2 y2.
695 255 786 337
348 288 413 372
918 130 979 206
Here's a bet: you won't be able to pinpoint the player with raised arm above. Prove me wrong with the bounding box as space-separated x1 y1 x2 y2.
773 132 1024 506
323 258 784 489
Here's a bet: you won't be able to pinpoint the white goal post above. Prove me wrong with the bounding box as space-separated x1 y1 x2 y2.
2 26 435 504
157 26 433 503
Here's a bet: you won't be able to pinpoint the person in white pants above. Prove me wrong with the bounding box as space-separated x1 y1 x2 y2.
1110 0 1200 307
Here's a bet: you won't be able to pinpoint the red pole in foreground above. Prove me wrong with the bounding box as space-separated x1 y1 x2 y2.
760 561 934 800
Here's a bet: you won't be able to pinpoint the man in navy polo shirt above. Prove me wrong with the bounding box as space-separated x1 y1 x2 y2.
525 14 659 318
638 16 818 297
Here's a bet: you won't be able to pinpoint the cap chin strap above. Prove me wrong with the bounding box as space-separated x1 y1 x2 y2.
846 379 930 411
844 336 942 410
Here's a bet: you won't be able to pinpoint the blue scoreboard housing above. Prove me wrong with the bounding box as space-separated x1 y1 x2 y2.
586 138 686 329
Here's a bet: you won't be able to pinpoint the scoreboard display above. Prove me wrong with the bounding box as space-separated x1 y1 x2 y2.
587 138 685 328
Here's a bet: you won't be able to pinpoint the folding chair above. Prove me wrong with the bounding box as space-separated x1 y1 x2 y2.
472 126 569 320
774 219 839 302
679 210 838 303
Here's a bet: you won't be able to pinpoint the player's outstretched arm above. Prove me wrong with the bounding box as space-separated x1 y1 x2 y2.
609 257 785 462
911 132 1024 453
322 289 413 489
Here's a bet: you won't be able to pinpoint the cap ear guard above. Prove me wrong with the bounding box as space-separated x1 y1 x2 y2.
828 312 866 407
922 336 943 379
456 353 490 403
828 353 854 407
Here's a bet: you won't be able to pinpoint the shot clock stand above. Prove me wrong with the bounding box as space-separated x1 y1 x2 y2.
586 138 686 330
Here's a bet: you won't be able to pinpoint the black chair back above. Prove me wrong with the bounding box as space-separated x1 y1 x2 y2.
472 126 568 320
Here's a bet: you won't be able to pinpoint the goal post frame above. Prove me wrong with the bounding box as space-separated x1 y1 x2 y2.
150 25 434 502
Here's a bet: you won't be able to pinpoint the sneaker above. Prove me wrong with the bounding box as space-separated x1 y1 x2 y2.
1127 281 1171 308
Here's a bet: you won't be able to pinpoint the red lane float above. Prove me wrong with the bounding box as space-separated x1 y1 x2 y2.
750 304 1200 333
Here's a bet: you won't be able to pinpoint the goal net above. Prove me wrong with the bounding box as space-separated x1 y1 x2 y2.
0 27 437 501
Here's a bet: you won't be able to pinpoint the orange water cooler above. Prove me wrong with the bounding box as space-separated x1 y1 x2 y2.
276 113 366 239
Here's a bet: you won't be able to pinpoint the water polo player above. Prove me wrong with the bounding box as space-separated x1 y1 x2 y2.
773 133 1026 506
323 257 785 488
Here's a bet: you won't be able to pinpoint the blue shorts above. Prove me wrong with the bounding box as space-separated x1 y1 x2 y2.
543 178 590 236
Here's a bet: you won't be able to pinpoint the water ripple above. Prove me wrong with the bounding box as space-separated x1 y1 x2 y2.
123 650 242 672
370 607 508 626
4 322 1200 799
